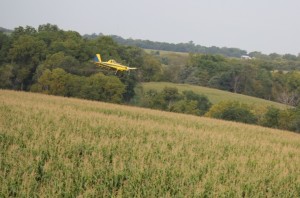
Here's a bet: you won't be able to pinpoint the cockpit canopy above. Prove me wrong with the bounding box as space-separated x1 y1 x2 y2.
108 60 117 64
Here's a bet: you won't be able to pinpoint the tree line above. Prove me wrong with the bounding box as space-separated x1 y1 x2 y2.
160 54 300 106
0 24 163 103
106 35 248 58
135 86 212 116
84 33 300 60
136 86 300 133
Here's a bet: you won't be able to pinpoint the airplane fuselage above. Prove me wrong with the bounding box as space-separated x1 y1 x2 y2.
97 60 129 71
94 54 137 73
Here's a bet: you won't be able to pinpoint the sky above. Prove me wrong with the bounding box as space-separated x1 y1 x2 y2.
1 0 300 55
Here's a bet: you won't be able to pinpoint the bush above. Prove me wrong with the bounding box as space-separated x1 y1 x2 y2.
138 87 212 116
205 101 257 124
172 100 199 115
140 89 168 110
31 68 70 96
78 73 125 103
31 69 125 103
278 106 300 133
182 90 212 115
260 106 280 128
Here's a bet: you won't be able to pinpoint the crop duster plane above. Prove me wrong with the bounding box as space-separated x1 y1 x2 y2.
93 54 137 74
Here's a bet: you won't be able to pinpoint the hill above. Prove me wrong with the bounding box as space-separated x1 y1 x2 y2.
110 35 248 58
1 90 299 197
144 49 189 66
0 27 13 34
141 82 288 109
144 48 189 57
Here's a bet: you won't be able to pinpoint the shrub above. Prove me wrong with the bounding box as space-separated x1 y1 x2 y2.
260 106 280 128
278 106 300 133
32 69 125 103
31 68 70 96
140 89 168 110
182 90 212 115
205 101 257 124
138 88 212 116
172 100 199 115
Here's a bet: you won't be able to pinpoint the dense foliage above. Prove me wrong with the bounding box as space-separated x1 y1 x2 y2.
159 54 300 106
0 24 163 103
85 34 300 61
207 100 300 132
108 35 247 58
137 87 211 116
205 101 257 124
31 68 125 103
258 105 300 133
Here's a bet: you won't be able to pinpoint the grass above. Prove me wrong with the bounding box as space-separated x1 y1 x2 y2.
144 49 189 67
1 90 300 197
144 49 189 56
141 82 288 109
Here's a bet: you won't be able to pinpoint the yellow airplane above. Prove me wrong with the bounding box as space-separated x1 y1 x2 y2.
93 54 137 74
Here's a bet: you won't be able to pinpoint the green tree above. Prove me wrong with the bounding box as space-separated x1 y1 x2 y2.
206 101 257 124
269 53 282 61
119 74 138 103
11 26 37 39
140 54 162 81
89 36 121 61
282 54 297 61
162 87 181 110
80 73 125 103
172 100 199 115
37 52 80 75
31 68 69 96
9 35 46 90
138 88 212 115
248 51 270 59
38 23 59 32
182 54 229 86
272 71 300 106
0 64 13 88
252 69 273 99
37 24 63 53
65 75 85 98
278 106 300 132
9 35 46 65
146 89 167 109
0 32 11 64
182 90 212 115
260 106 280 128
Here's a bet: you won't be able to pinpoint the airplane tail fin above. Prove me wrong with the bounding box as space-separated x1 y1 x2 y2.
94 54 102 63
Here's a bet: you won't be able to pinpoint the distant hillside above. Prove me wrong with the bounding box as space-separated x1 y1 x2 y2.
83 33 248 58
88 34 299 60
141 82 288 109
111 35 248 58
0 27 12 33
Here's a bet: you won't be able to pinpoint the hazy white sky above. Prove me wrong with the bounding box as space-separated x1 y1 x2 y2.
1 0 300 55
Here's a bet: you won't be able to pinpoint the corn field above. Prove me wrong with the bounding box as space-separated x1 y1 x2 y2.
0 90 299 197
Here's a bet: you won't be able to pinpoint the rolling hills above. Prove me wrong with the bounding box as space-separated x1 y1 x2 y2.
1 90 299 197
141 82 288 109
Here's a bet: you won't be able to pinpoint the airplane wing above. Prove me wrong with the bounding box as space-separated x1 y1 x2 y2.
93 54 137 72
